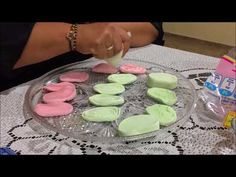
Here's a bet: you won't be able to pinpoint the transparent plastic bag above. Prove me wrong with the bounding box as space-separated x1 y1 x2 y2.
199 48 236 124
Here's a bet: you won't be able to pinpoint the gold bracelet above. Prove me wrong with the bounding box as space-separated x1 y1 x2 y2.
66 24 78 51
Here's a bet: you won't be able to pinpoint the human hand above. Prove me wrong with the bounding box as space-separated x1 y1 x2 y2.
76 23 131 59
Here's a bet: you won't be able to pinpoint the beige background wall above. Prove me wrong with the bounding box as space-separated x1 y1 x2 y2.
163 22 236 46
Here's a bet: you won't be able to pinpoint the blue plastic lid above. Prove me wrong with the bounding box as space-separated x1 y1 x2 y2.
0 147 16 155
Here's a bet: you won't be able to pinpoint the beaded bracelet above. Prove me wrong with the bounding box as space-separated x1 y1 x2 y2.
66 24 78 51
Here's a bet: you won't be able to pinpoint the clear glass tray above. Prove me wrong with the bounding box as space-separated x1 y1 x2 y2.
24 58 197 143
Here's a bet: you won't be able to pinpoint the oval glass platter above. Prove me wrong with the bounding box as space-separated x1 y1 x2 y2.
23 58 197 143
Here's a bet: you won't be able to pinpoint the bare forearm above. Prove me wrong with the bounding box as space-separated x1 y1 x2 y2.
13 22 158 69
14 22 71 69
110 22 158 47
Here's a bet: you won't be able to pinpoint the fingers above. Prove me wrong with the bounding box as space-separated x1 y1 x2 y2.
103 32 115 57
94 32 114 59
122 40 130 57
92 25 131 59
115 29 131 57
117 28 131 43
112 31 123 55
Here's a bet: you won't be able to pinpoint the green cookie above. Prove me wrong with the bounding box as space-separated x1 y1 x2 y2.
108 74 137 85
89 94 124 106
82 107 121 122
93 83 125 95
118 115 160 136
146 104 177 126
147 87 177 106
147 73 178 89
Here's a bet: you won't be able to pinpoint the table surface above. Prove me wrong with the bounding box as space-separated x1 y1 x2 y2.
1 44 235 155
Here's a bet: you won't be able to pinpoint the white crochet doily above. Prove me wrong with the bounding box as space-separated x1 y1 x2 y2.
1 45 235 154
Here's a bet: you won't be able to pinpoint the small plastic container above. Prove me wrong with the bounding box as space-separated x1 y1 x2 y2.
0 147 16 155
199 47 236 122
231 118 236 153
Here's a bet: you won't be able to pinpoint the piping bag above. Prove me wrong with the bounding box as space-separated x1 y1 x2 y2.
104 31 132 66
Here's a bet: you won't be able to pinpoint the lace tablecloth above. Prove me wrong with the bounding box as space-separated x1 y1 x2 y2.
1 45 235 155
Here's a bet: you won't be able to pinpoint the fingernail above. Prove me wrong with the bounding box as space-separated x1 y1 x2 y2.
127 31 132 37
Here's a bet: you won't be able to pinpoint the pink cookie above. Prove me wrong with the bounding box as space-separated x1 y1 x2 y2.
120 64 146 74
59 71 89 83
43 82 75 92
43 85 76 103
92 63 118 74
34 102 73 117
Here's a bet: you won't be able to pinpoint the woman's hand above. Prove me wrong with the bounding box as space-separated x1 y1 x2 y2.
76 23 131 59
13 22 158 69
